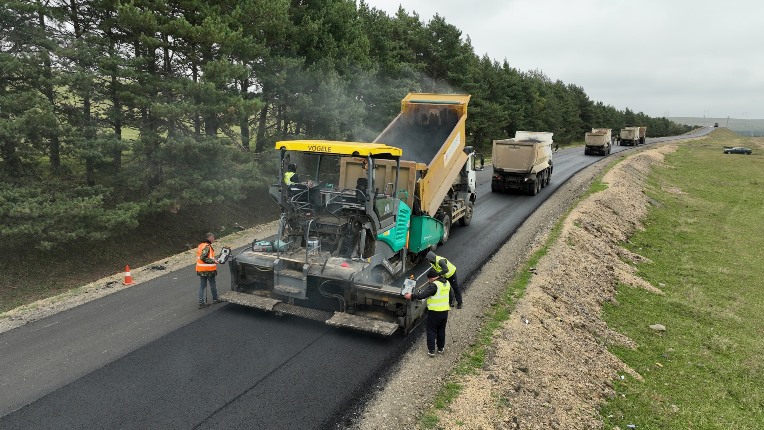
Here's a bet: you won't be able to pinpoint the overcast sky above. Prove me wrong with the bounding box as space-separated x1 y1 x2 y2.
361 0 764 119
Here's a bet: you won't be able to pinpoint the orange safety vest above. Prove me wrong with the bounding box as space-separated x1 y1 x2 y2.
196 242 217 273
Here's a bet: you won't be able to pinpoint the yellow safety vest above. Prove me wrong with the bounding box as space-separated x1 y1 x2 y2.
284 171 296 185
430 256 456 278
427 280 451 311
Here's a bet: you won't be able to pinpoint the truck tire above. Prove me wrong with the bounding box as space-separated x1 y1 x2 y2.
528 177 539 196
439 214 451 244
459 202 473 226
491 181 498 192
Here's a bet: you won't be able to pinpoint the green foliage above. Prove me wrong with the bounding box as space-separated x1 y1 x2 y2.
0 182 140 250
0 0 692 249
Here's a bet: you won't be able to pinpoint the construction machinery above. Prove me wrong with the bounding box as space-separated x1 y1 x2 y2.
619 126 641 146
222 93 481 335
584 128 612 155
638 126 647 145
491 131 554 195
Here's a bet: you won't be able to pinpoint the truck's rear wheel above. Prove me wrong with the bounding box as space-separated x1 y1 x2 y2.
528 176 539 196
459 202 473 226
491 181 498 192
439 214 451 244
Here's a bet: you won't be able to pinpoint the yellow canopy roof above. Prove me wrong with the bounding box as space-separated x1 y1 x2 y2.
275 140 402 157
402 92 471 105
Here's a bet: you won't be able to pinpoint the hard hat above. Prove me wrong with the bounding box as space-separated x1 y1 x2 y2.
426 251 436 262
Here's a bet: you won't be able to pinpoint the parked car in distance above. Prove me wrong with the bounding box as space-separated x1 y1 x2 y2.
723 146 752 155
714 122 719 127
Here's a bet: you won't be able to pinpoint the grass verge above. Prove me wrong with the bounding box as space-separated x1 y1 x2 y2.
601 129 764 429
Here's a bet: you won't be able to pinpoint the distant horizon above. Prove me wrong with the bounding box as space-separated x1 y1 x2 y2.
669 116 764 134
670 116 764 121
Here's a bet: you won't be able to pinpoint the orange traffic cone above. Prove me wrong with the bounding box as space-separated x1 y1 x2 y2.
122 265 135 285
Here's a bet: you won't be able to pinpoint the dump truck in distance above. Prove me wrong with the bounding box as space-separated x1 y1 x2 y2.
620 127 640 146
223 93 481 336
491 131 553 195
638 126 647 145
584 128 612 155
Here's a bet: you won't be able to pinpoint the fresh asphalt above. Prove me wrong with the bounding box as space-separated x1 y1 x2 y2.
0 128 713 429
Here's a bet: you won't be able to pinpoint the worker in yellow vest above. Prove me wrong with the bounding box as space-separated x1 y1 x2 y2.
283 163 299 185
196 232 221 309
426 250 462 308
405 268 455 357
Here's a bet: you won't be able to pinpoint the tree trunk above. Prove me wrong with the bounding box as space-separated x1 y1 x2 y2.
111 69 122 170
192 63 200 137
163 37 175 138
37 6 60 173
254 101 269 153
84 93 95 186
239 78 250 150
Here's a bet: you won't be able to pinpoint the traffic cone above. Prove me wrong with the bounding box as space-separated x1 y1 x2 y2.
122 265 135 285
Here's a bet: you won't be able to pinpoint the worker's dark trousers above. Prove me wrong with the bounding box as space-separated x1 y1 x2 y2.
426 310 449 352
447 273 462 305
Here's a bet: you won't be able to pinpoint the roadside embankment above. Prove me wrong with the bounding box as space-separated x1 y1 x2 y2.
355 139 704 429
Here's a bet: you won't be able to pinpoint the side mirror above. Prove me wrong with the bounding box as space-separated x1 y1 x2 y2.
475 154 485 171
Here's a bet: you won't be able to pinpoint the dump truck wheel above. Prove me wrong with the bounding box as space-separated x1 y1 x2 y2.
439 214 451 245
459 202 473 226
491 181 498 192
528 178 539 196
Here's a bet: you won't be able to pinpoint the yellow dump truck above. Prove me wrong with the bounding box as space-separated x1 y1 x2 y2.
223 93 482 335
491 131 553 195
584 128 612 155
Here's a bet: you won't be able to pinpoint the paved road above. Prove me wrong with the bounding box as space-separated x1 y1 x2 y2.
0 128 713 429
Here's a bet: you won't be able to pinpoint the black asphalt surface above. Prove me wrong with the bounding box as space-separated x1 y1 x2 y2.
0 128 713 429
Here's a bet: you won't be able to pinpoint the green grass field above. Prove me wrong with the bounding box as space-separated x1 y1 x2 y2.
601 129 764 429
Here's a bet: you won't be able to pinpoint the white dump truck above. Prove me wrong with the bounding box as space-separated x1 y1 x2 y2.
584 128 612 155
620 126 641 146
491 131 553 195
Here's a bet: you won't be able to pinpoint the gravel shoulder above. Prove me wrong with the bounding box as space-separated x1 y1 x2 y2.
353 141 696 430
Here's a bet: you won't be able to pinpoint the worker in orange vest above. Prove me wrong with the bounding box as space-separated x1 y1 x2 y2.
197 232 221 309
